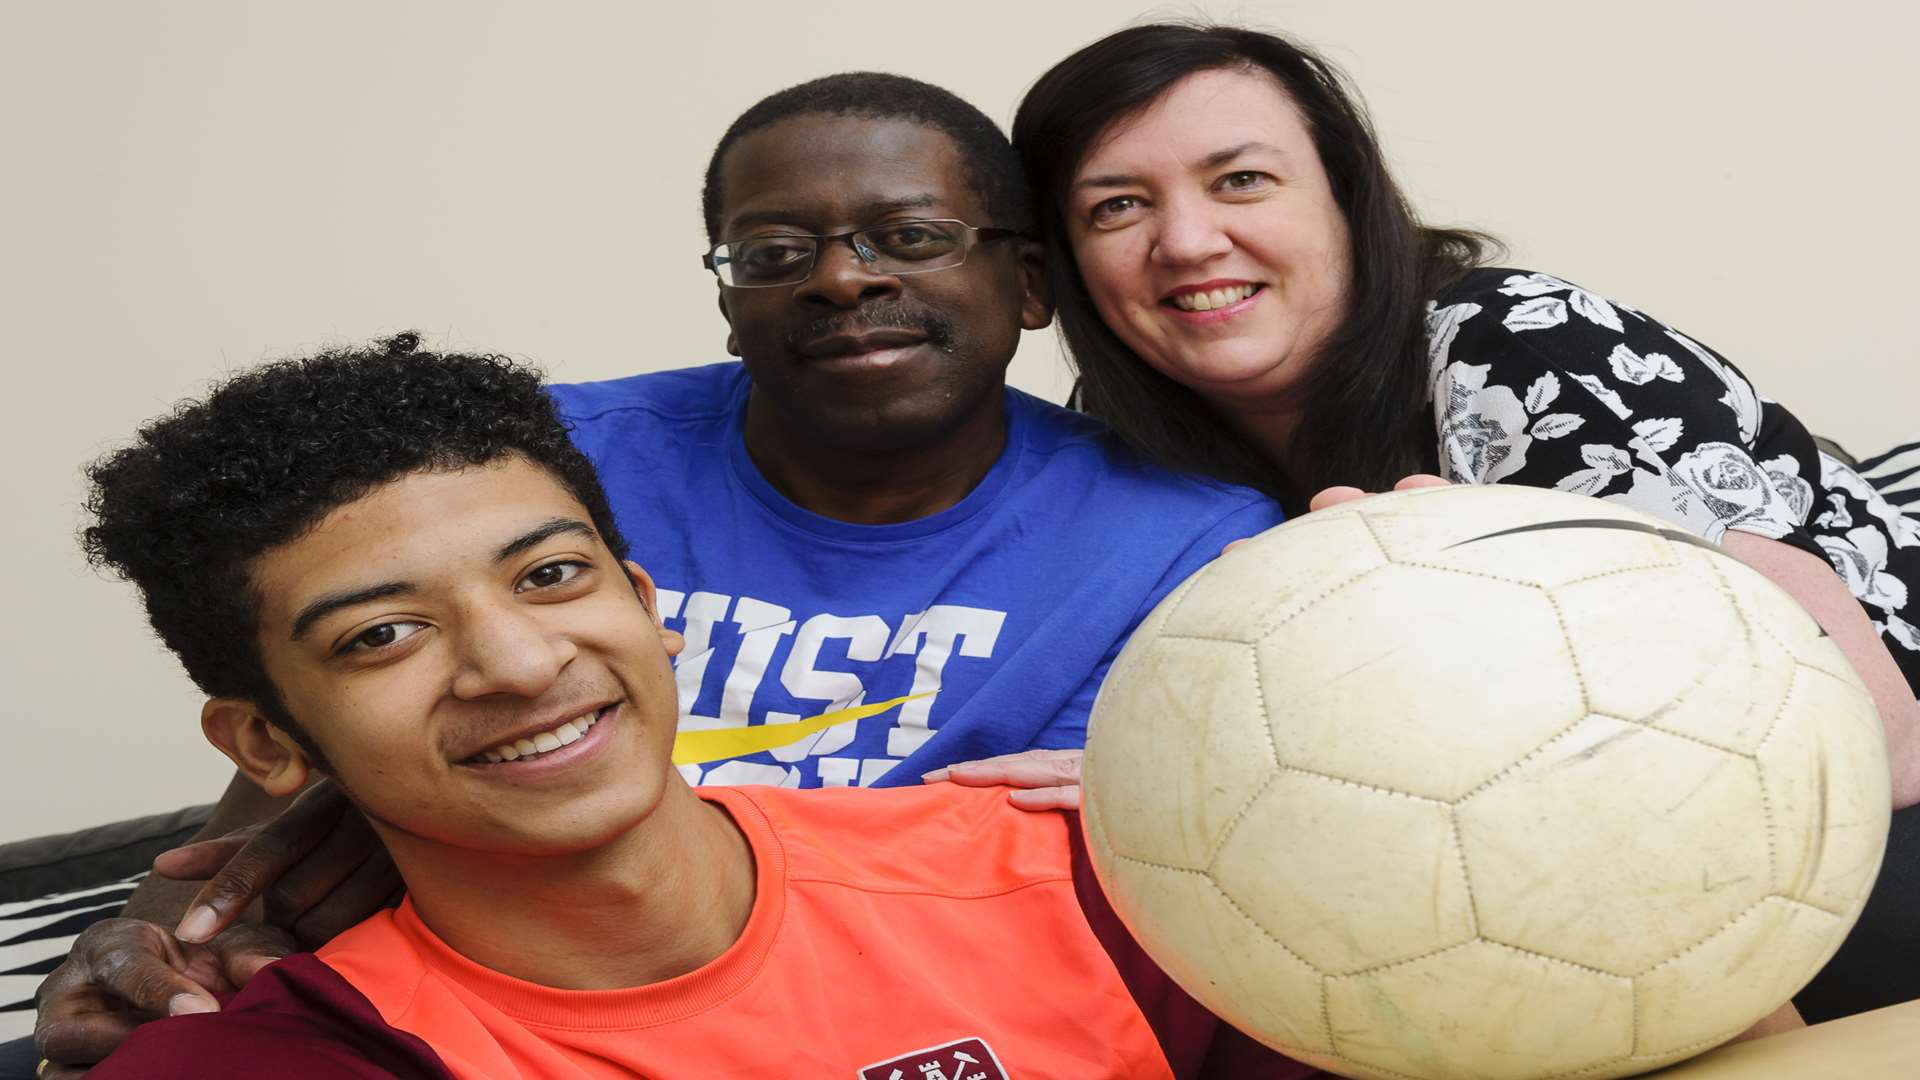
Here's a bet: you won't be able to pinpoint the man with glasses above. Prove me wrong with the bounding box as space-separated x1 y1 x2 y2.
23 72 1282 1077
546 71 1285 792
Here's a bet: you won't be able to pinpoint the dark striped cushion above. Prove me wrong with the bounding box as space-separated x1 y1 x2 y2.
1860 441 1920 509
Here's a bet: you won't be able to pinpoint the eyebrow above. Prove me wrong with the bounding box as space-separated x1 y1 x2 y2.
291 581 414 642
287 517 599 641
723 194 945 235
1073 141 1288 192
493 517 598 563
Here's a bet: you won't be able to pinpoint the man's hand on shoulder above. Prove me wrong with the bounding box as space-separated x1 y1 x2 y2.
33 918 292 1077
160 780 397 949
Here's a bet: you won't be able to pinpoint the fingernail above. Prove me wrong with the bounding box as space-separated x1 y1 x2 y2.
919 768 949 783
168 993 217 1016
176 907 217 943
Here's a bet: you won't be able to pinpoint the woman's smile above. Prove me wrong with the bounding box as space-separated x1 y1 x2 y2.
1163 280 1267 322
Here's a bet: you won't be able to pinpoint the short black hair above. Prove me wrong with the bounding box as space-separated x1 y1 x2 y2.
81 333 629 758
701 71 1034 244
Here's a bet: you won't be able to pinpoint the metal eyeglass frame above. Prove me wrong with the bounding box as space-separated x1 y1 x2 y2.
702 218 1026 288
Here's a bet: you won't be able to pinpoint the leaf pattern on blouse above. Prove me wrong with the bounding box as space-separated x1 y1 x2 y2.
1425 268 1920 693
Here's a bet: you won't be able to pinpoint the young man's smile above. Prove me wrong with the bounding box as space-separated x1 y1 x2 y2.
456 698 620 767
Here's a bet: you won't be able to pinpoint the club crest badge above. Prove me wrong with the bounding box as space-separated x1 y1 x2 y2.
858 1036 1008 1080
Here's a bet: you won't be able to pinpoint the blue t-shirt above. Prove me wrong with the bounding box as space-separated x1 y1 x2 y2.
550 363 1284 788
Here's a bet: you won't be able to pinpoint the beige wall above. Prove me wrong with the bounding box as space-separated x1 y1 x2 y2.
2 1 1915 844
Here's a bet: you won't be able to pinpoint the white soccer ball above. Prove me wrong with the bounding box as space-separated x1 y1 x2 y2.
1082 484 1890 1080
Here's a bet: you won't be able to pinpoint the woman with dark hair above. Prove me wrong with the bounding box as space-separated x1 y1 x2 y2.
1003 21 1920 1023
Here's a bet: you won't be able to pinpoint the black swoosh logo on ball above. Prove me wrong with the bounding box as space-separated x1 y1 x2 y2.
1446 518 1722 555
1445 518 1828 637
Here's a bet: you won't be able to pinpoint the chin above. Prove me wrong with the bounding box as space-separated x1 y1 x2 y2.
819 398 988 453
1163 358 1292 397
487 810 654 859
478 780 672 858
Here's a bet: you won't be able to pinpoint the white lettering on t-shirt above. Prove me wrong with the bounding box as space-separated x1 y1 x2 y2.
662 590 734 731
718 596 795 727
781 612 889 706
885 606 1006 757
769 612 890 761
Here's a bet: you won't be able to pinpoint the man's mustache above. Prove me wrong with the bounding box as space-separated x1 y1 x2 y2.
783 301 956 354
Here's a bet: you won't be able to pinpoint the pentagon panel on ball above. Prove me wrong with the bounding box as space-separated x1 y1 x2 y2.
1454 715 1770 975
1552 561 1795 755
1255 562 1584 802
1208 769 1473 976
1081 485 1891 1080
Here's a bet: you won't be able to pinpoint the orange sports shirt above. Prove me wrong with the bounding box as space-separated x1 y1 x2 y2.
96 784 1314 1079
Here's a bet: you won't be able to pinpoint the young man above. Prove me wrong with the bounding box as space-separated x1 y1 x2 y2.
76 342 1304 1079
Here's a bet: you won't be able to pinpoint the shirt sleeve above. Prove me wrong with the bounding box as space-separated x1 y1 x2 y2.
1428 271 1825 557
88 954 456 1080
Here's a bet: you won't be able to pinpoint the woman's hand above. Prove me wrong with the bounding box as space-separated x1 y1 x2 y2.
922 749 1083 811
1223 475 1452 557
1307 473 1450 512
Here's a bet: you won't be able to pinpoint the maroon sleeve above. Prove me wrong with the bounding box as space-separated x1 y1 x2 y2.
88 953 457 1080
1068 815 1322 1080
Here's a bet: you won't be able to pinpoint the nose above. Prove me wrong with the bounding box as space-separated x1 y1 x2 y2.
448 598 577 701
793 235 902 308
1149 195 1233 267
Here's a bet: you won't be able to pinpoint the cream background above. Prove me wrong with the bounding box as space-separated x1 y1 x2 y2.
2 1 1914 844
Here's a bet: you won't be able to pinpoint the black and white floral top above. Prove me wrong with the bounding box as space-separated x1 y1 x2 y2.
1426 267 1919 695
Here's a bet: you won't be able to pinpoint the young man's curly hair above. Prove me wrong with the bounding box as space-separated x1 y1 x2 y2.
81 333 630 757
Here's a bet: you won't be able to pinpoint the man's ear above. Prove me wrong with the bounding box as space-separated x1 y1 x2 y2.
1016 240 1053 331
202 698 314 797
624 560 684 658
717 292 740 357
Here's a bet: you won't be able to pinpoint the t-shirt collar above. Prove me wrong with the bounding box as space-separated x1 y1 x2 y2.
722 372 1025 544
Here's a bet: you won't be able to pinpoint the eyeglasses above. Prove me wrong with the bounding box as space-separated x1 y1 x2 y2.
703 219 1025 288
